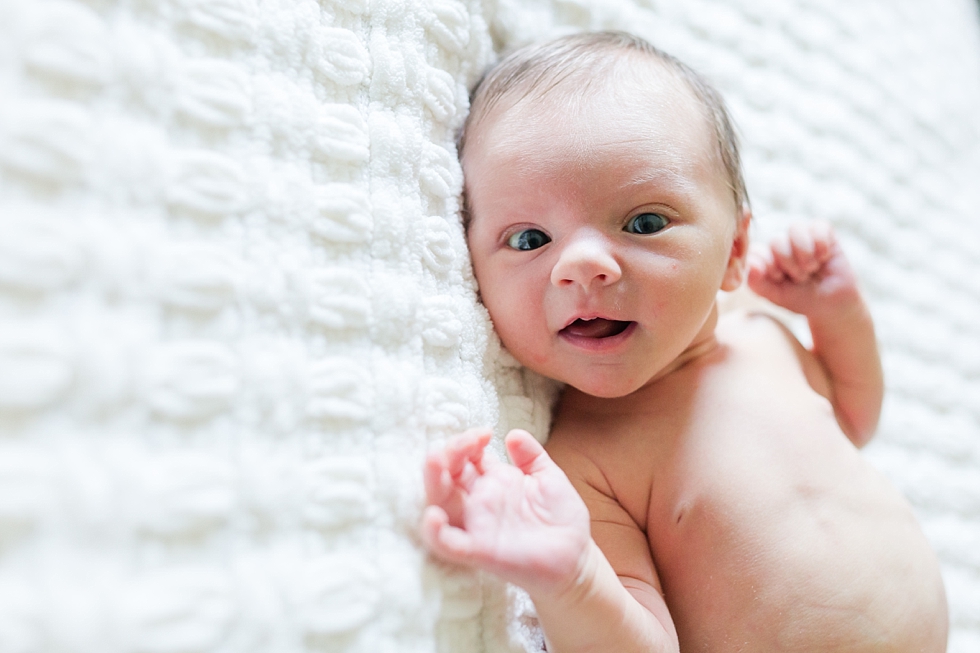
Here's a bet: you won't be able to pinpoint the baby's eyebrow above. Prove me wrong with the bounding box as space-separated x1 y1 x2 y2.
623 170 671 186
619 167 691 191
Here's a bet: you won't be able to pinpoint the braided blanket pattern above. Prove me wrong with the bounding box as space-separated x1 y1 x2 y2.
0 0 978 651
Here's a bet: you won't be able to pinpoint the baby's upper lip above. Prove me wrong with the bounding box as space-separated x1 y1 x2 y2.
560 313 629 330
561 313 608 329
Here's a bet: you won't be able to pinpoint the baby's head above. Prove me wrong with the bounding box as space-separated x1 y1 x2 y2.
461 31 752 397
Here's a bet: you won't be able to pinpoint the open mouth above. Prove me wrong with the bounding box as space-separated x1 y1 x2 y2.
560 318 633 339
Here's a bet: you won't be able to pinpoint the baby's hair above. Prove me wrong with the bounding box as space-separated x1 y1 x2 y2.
458 31 749 228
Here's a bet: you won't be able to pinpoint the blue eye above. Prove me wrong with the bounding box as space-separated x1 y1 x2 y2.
625 213 668 235
507 229 551 251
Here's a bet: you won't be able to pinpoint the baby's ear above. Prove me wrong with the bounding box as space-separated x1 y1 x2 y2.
721 206 751 291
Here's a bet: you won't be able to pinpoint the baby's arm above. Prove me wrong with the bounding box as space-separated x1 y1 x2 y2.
746 222 883 446
422 429 678 653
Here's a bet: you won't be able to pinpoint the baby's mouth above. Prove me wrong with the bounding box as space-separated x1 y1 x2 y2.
560 318 633 339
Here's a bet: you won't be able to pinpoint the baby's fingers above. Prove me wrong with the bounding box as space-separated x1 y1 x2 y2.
788 223 821 274
444 429 494 492
421 505 477 567
424 429 489 505
771 233 807 282
424 452 453 505
748 245 785 284
808 220 835 264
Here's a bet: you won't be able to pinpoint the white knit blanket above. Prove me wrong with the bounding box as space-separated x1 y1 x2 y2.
1 0 978 651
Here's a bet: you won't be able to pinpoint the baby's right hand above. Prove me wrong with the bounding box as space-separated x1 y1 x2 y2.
746 221 863 319
421 428 592 597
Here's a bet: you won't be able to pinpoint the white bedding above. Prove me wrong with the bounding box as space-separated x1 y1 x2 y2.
0 0 978 651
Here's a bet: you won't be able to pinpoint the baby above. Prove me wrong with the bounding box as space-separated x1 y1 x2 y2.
421 31 947 652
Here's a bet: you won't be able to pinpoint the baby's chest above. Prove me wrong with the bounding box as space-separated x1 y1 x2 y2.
601 372 842 540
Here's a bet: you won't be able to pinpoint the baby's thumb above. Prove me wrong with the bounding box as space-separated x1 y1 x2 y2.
505 429 551 475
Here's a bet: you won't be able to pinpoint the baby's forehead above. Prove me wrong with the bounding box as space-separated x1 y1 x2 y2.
472 56 707 137
462 67 734 216
461 41 746 220
471 66 715 162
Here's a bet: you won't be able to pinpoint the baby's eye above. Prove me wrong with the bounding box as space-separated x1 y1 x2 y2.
625 213 669 235
507 229 551 251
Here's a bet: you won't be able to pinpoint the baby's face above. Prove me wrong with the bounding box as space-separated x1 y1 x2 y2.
464 62 747 397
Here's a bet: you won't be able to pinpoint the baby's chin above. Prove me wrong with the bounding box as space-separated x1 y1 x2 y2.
563 377 650 399
543 365 654 400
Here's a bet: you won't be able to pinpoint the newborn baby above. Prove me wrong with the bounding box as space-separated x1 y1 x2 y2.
422 31 948 652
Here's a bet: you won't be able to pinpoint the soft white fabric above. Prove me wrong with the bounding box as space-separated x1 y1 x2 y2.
0 0 978 651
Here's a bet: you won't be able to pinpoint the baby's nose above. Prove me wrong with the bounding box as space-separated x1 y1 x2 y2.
550 235 622 290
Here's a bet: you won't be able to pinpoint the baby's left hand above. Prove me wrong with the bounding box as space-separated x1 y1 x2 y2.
746 221 862 318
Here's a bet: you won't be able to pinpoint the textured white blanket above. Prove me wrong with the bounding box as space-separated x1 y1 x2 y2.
1 0 978 651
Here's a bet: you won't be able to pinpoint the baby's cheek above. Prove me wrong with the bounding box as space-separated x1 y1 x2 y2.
501 335 550 373
493 301 530 340
493 308 546 365
486 275 523 314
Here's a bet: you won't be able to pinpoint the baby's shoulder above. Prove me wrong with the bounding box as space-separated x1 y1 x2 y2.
716 288 804 341
716 308 831 399
717 306 801 348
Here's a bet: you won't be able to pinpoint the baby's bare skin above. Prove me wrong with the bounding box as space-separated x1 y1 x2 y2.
548 305 947 651
422 39 947 653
